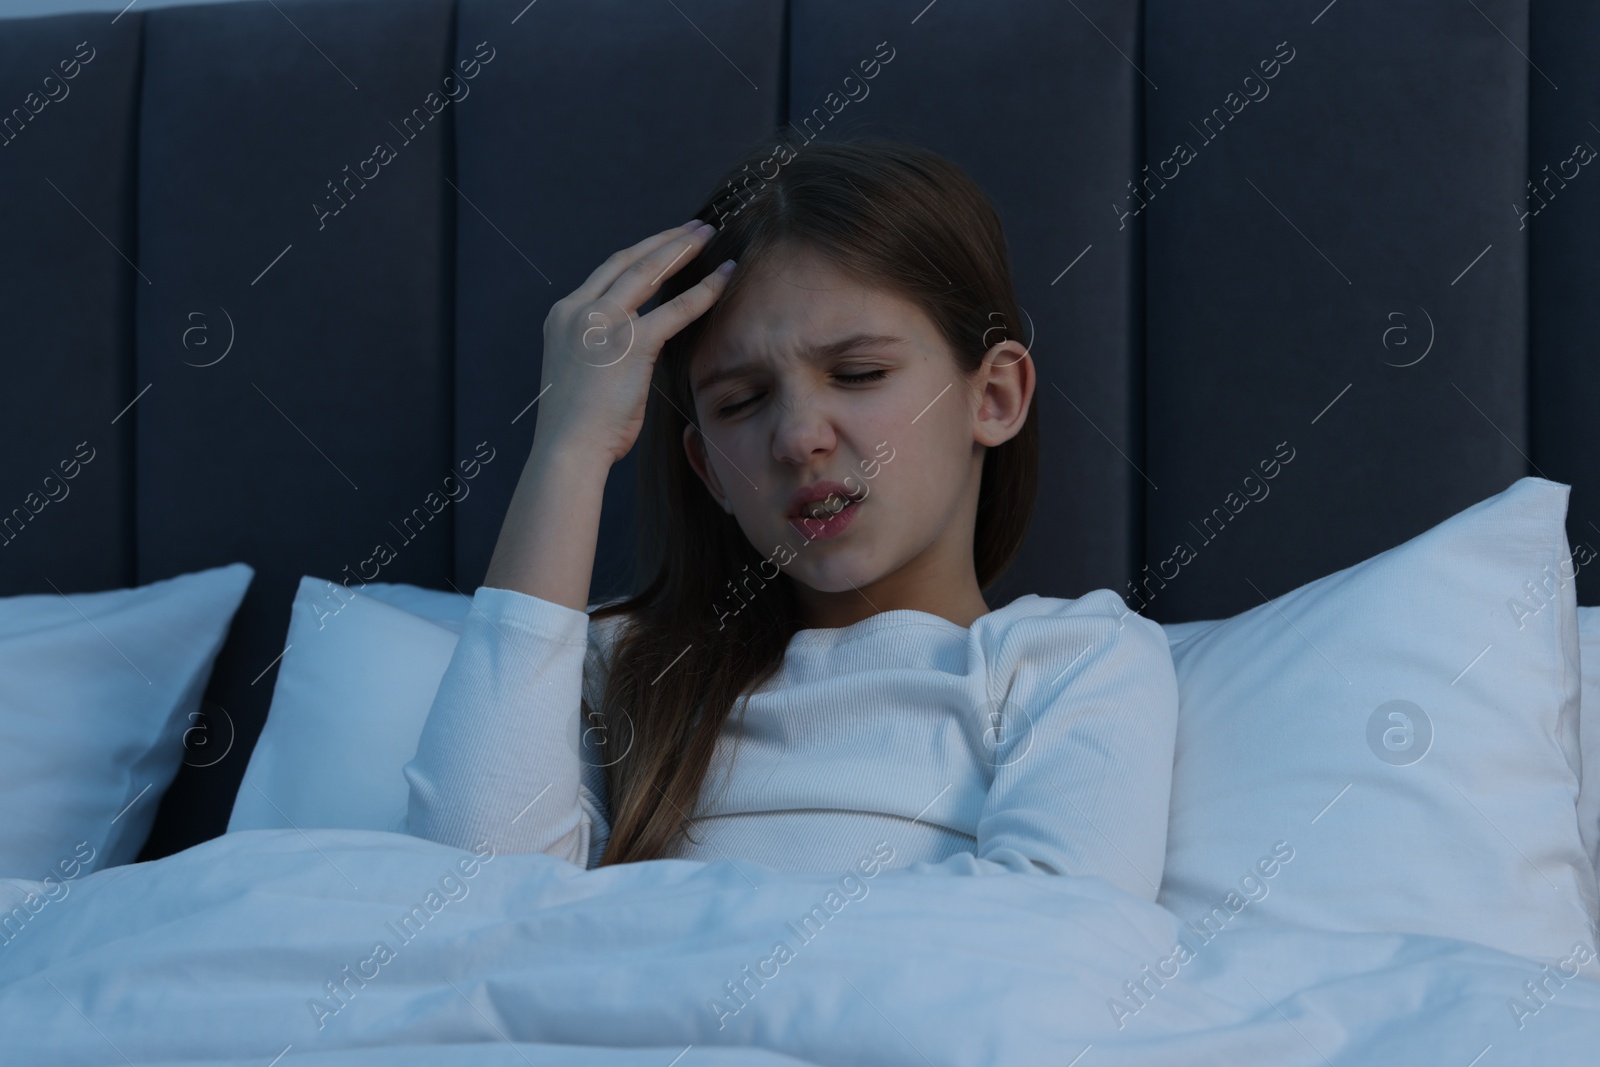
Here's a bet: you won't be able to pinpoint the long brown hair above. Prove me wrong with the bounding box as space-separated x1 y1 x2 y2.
587 134 1040 865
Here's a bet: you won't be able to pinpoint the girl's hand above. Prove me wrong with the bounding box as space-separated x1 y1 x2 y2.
536 220 734 467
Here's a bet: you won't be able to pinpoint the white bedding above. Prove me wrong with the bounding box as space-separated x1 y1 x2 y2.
2 828 1597 1065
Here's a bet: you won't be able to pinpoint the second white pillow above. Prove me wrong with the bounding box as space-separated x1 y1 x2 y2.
1157 476 1595 962
226 578 469 836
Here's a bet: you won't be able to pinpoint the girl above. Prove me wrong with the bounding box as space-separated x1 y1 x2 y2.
404 136 1180 894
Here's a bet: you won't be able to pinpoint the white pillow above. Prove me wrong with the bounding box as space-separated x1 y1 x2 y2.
1576 606 1600 885
226 578 470 835
0 562 253 878
1157 476 1596 961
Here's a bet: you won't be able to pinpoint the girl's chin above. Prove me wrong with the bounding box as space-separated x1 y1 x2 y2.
788 558 879 593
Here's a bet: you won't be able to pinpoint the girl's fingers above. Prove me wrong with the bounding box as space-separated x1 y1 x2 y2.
636 257 736 343
570 220 707 305
593 222 720 315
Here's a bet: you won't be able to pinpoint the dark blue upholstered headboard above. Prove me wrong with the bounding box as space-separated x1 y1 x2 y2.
2 0 1595 861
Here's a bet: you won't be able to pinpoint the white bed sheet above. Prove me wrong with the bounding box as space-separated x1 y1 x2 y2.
1 828 1597 1065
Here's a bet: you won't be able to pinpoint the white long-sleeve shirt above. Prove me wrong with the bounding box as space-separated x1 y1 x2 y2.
402 585 1180 898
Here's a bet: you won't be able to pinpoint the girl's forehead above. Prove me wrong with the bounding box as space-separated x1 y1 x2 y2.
685 241 944 384
699 277 929 366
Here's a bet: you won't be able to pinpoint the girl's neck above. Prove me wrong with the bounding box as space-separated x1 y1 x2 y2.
793 576 990 632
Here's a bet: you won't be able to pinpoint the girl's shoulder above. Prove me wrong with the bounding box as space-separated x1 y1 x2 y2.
984 589 1169 659
993 588 1149 630
984 590 1178 718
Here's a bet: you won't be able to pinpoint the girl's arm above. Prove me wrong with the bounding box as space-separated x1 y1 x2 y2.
962 590 1181 896
401 578 615 866
402 437 615 864
403 221 732 865
482 432 614 612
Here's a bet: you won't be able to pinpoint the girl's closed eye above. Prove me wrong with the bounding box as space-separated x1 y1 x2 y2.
716 367 890 418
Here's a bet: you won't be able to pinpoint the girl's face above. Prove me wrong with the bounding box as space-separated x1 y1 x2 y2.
682 241 1032 627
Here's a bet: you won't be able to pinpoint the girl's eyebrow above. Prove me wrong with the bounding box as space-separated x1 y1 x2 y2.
693 332 909 395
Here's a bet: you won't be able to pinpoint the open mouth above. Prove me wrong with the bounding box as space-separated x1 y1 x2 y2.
795 490 862 522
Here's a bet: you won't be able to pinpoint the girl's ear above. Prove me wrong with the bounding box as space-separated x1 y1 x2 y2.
682 424 734 513
971 340 1033 448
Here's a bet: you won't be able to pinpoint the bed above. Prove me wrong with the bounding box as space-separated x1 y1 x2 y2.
3 824 1598 1065
3 0 1600 1062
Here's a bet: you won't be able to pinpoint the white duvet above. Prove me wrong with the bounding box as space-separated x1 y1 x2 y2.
2 828 1598 1065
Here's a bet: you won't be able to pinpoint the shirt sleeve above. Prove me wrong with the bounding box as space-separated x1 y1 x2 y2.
402 585 622 868
966 589 1180 897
